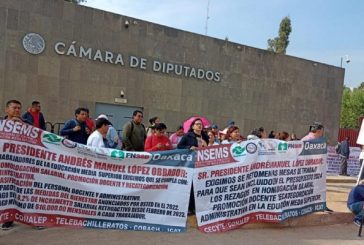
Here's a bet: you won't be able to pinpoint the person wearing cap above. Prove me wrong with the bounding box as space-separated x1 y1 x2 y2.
301 122 324 141
301 122 333 212
87 117 111 148
210 124 220 142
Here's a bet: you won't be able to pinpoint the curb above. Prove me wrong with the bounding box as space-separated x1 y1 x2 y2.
187 211 354 229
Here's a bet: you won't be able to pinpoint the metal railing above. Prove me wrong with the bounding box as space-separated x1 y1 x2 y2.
45 122 65 135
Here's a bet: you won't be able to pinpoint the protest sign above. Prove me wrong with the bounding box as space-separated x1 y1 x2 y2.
0 120 193 232
193 139 327 233
326 146 360 176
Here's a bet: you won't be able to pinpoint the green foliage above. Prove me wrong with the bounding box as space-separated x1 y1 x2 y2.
340 85 364 128
267 16 292 54
358 82 364 90
64 0 87 4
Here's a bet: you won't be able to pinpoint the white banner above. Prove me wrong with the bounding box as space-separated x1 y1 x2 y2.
194 139 327 233
326 146 361 176
0 120 193 232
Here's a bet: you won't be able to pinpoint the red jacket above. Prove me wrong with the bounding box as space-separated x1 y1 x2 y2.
144 134 172 152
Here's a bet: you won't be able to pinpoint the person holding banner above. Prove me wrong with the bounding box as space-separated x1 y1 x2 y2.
301 122 334 212
221 126 242 144
2 100 25 230
177 118 208 150
301 122 324 141
178 118 209 215
3 99 27 123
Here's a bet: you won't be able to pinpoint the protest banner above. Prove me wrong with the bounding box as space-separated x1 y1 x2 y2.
193 139 327 233
0 120 193 232
326 146 360 176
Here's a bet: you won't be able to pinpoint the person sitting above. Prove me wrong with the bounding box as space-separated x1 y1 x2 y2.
144 123 172 152
347 181 364 226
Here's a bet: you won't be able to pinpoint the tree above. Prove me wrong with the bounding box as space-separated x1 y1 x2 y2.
64 0 87 4
340 86 364 128
358 82 364 90
267 16 292 54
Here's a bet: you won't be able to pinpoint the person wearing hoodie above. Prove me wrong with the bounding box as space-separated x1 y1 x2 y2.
22 101 46 130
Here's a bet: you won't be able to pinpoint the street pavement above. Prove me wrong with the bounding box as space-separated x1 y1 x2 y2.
1 223 363 245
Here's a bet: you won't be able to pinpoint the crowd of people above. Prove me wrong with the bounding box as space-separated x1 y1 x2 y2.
0 99 316 154
0 99 335 230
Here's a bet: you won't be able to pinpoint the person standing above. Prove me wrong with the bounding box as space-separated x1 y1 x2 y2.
2 100 25 230
144 123 172 152
169 125 184 149
60 108 90 144
96 114 120 149
301 122 324 141
339 137 350 176
122 110 146 151
221 126 242 144
146 116 160 137
177 118 208 150
84 108 95 133
177 118 208 215
87 118 111 148
301 122 333 212
22 101 46 130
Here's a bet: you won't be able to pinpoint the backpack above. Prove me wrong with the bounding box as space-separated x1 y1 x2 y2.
122 121 146 150
335 142 341 154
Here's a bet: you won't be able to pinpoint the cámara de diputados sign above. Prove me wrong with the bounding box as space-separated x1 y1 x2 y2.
22 33 221 82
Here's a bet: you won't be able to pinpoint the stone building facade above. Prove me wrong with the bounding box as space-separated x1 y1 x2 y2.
0 0 344 142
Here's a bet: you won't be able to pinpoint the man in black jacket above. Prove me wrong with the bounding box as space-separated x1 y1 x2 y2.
339 137 350 176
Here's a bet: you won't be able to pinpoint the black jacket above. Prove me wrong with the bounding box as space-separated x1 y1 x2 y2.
177 131 208 149
22 111 46 130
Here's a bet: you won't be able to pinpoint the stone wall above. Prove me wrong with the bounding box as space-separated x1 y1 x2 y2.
0 0 344 142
